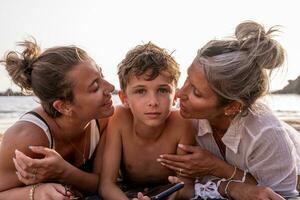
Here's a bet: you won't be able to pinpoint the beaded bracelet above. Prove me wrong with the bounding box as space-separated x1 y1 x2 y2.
29 183 41 200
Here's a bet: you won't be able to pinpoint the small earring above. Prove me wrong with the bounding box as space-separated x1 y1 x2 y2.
224 111 229 116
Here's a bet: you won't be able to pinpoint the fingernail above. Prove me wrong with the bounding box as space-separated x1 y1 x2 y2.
160 155 164 158
15 149 19 154
157 158 161 162
178 144 184 148
28 145 32 149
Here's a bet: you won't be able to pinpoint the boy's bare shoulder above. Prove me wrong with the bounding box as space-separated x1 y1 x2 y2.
168 109 193 125
109 105 133 124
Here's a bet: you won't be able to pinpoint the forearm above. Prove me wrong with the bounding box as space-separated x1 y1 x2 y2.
62 163 99 194
175 182 194 200
101 181 128 200
0 185 32 200
175 177 194 200
211 159 256 185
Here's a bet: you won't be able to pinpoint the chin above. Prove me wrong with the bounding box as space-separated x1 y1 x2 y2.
99 107 115 118
180 109 191 119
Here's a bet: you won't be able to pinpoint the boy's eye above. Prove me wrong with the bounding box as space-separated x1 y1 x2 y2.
158 88 170 94
135 89 146 94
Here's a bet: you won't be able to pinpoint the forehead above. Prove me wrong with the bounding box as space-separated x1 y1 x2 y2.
127 72 175 87
67 61 100 89
188 63 214 95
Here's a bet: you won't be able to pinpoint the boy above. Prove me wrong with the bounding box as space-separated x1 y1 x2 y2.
100 42 196 200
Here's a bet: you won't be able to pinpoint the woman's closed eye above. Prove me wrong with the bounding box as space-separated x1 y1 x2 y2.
91 81 100 92
192 86 201 97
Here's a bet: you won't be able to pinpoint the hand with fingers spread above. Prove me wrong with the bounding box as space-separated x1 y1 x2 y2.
157 144 223 179
13 146 67 185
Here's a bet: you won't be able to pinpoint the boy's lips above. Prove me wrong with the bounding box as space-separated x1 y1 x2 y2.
144 112 161 118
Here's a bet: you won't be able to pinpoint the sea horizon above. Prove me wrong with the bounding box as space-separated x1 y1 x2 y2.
0 94 300 134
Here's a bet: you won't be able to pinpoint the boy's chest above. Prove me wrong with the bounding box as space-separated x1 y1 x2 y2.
121 137 177 184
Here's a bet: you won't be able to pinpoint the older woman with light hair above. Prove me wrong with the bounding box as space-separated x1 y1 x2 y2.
158 21 300 200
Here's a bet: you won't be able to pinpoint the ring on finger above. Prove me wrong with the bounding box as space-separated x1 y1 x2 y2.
65 185 71 196
32 168 37 179
179 168 183 176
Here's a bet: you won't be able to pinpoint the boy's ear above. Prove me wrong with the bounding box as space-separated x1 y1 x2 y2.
173 88 179 106
53 100 72 117
118 90 129 108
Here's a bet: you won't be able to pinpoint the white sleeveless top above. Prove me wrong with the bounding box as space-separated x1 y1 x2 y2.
18 113 100 159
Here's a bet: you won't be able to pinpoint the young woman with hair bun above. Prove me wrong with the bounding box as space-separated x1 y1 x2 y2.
0 39 114 199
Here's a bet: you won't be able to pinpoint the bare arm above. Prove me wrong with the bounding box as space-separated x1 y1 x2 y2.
100 108 128 200
174 118 196 199
0 123 69 199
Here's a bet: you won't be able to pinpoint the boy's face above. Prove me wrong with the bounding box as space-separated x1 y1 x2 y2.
120 72 176 127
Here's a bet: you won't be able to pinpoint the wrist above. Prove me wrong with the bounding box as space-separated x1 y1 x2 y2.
29 183 42 200
60 161 72 182
211 159 231 178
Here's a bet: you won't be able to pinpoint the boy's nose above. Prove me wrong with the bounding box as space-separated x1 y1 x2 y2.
147 95 159 107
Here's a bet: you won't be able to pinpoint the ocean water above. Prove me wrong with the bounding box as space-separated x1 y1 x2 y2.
0 94 300 133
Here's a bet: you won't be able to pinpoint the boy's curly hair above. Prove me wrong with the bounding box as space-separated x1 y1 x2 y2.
117 42 180 90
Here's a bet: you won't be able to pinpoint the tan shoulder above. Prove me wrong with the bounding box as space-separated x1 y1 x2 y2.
1 121 49 149
110 105 132 122
167 109 197 142
168 109 193 126
1 121 49 157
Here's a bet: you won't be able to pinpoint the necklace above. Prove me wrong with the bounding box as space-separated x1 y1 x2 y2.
67 132 88 165
53 118 88 165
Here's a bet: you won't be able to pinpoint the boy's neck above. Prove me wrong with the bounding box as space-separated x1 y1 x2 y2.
133 121 167 141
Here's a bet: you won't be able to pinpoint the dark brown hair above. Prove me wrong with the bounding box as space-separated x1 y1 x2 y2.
1 38 93 117
117 42 180 91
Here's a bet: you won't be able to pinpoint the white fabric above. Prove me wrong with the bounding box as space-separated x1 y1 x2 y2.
18 113 100 159
194 102 300 197
193 180 226 200
19 113 54 148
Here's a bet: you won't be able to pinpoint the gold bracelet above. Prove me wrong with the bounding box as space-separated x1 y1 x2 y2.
227 166 237 180
29 183 41 200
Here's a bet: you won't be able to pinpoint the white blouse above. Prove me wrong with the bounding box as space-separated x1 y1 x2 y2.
194 103 300 197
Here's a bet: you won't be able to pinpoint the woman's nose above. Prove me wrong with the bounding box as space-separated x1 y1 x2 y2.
103 80 115 95
177 81 189 100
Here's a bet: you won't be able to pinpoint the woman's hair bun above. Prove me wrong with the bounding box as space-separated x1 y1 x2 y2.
1 38 41 91
235 21 285 70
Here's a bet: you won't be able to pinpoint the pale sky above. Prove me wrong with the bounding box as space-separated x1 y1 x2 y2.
0 0 299 92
